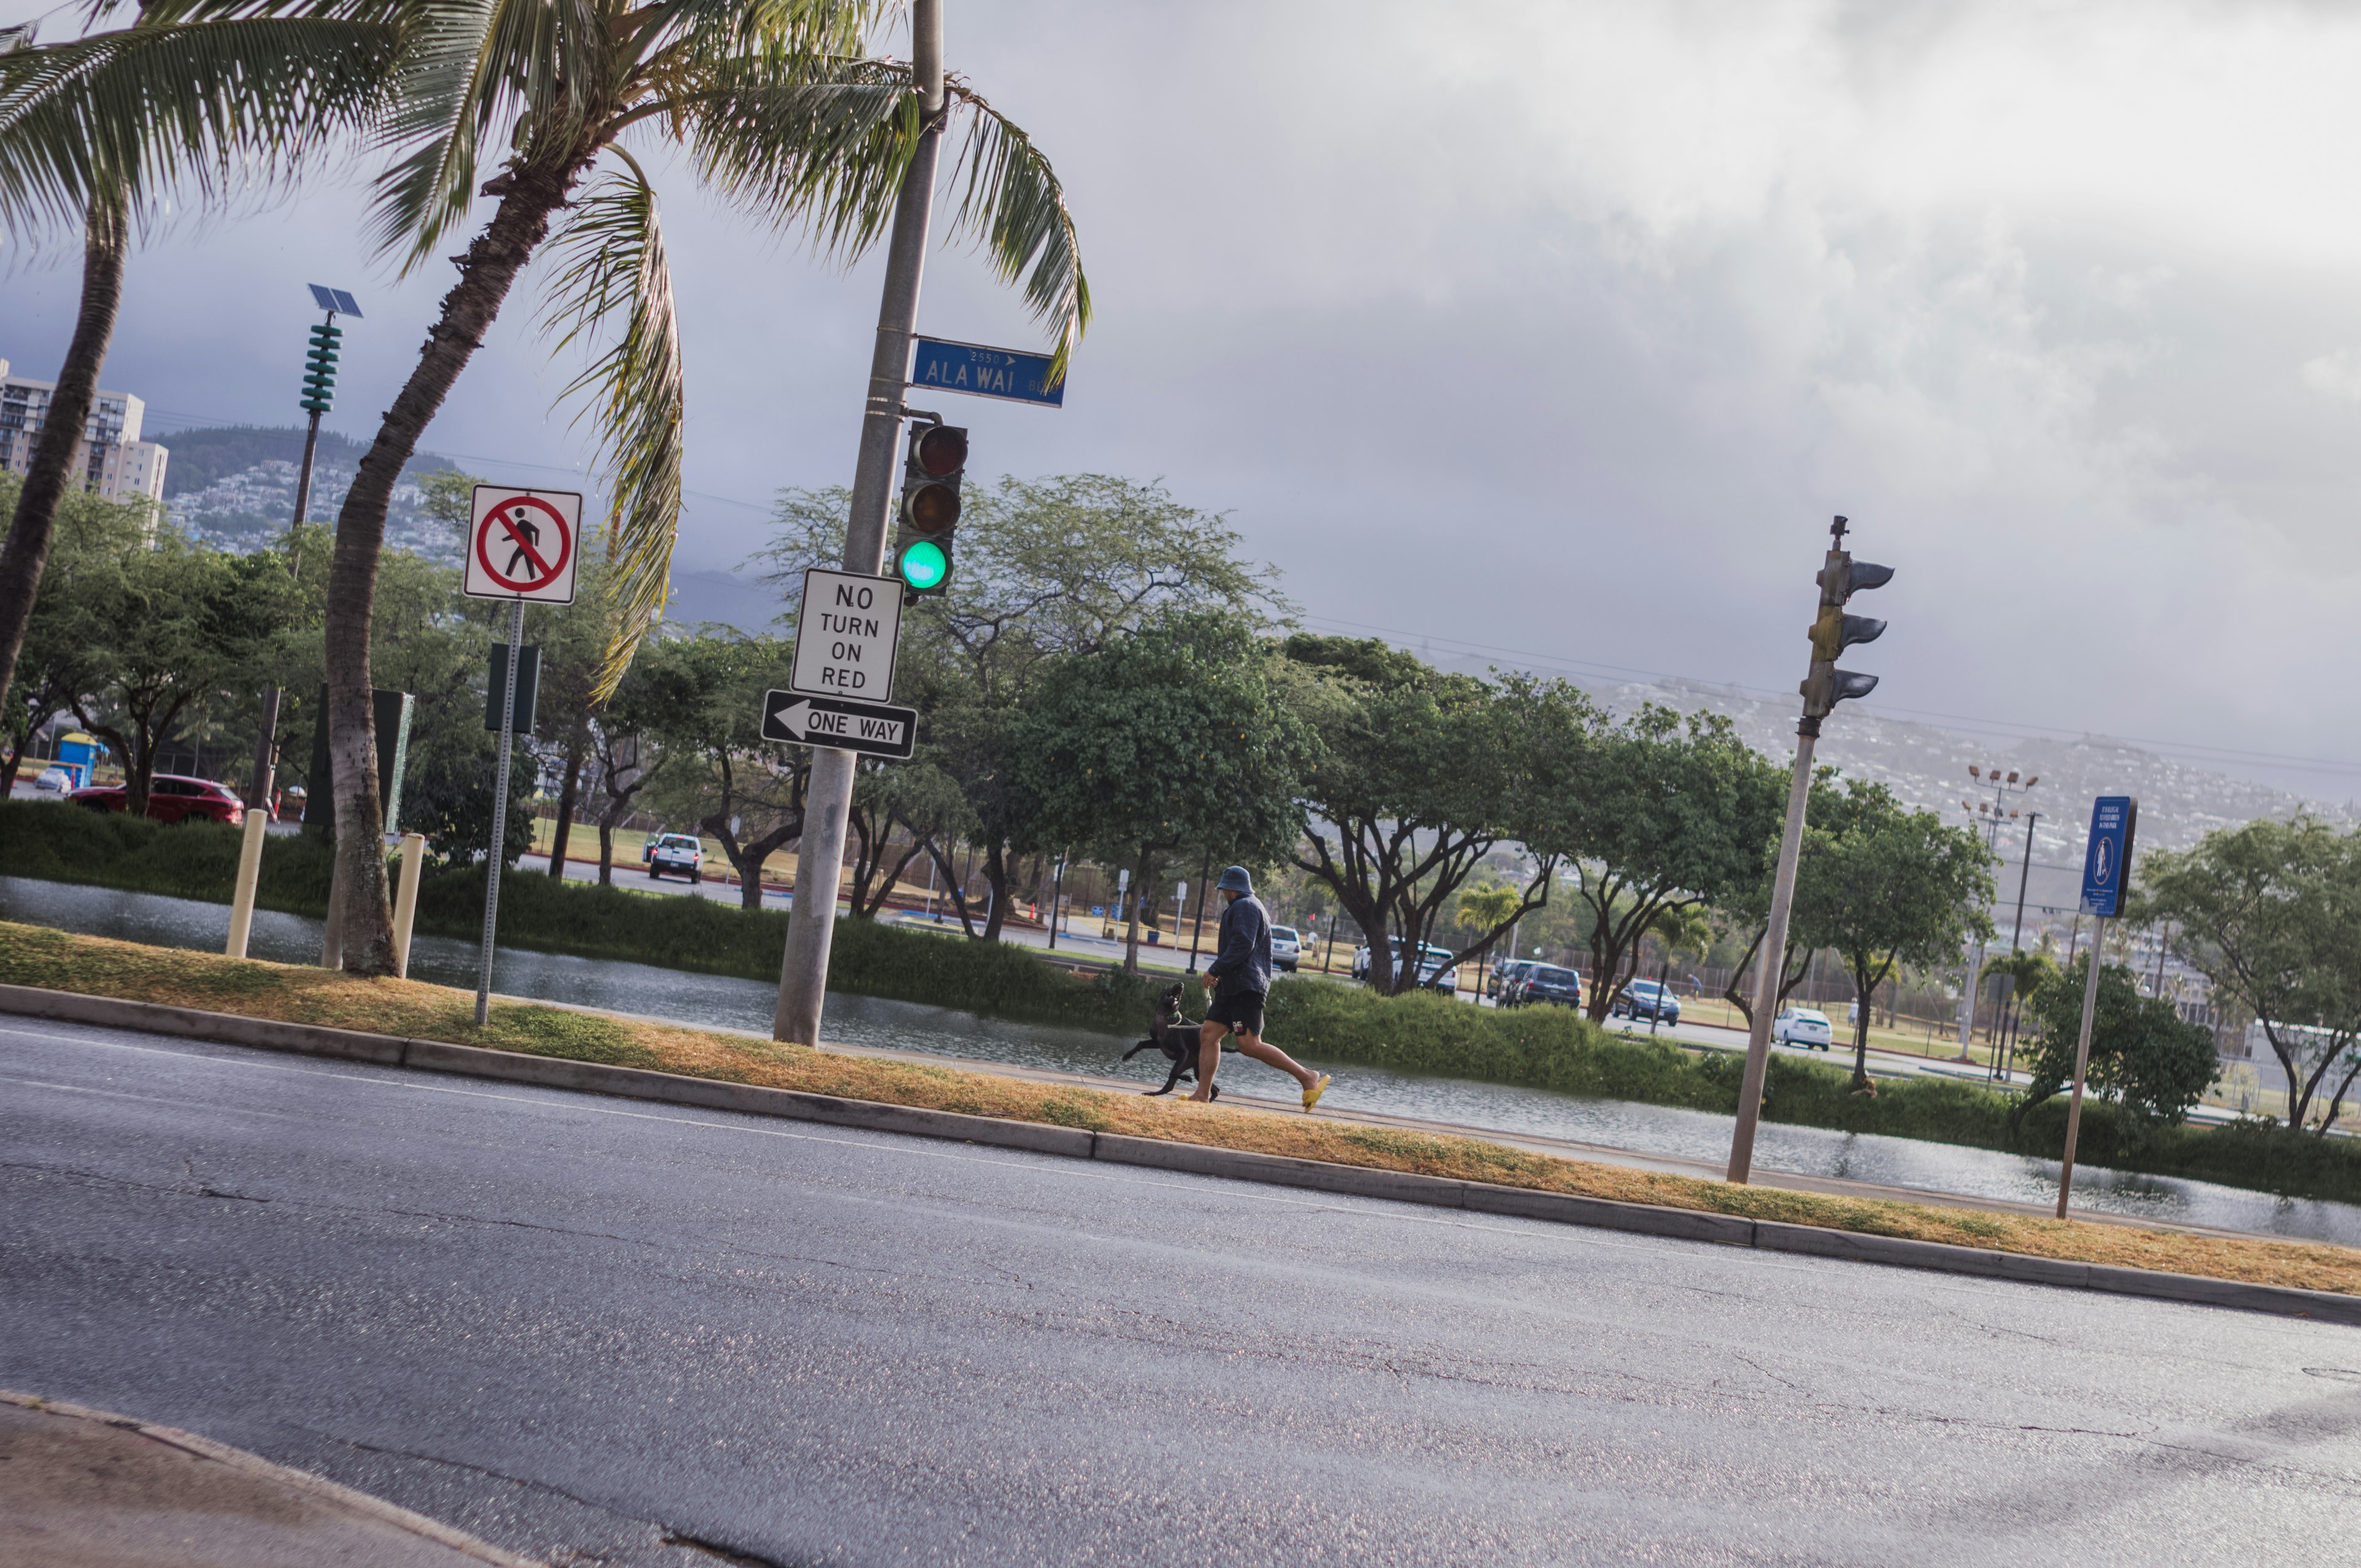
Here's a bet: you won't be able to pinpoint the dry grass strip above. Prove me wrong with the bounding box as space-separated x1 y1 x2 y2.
7 919 2361 1296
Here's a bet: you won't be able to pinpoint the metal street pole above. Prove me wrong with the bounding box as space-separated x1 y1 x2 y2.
2054 916 2107 1218
245 318 337 817
475 598 524 1026
1726 723 1816 1184
774 0 944 1045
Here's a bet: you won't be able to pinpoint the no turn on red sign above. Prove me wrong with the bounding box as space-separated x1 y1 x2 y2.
464 486 582 604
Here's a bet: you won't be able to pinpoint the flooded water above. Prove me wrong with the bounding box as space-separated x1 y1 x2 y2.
7 873 2360 1248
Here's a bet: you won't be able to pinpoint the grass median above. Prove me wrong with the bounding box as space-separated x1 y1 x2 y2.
5 919 2361 1300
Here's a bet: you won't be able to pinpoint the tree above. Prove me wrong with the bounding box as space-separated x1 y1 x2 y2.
1789 778 1995 1091
0 4 400 732
2007 956 2219 1143
1284 641 1583 995
1538 705 1785 1023
58 525 296 814
1713 769 1846 1027
1455 881 1525 998
0 473 146 786
641 632 807 911
1010 616 1312 973
310 0 1088 975
2139 817 2361 1134
845 756 969 919
759 475 1278 940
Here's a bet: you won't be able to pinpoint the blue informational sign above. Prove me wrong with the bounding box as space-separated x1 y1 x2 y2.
2079 796 2140 917
908 336 1067 407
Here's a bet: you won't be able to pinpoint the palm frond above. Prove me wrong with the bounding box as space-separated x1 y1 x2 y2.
944 79 1090 380
362 0 609 268
669 57 918 258
540 159 685 700
0 15 400 236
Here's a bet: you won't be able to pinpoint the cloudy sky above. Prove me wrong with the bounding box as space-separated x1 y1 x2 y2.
9 0 2361 794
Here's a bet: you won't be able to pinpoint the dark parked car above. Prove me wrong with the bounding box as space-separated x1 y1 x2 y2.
1611 978 1682 1024
69 774 247 826
1487 959 1538 999
1506 964 1584 1010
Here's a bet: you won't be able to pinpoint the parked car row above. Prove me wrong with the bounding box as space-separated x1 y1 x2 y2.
1499 962 1584 1010
1350 938 1460 994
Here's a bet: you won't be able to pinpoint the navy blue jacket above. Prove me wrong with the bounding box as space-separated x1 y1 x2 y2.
1206 893 1273 997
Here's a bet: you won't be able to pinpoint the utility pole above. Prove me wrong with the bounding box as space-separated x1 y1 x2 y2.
1727 517 1892 1184
774 0 944 1045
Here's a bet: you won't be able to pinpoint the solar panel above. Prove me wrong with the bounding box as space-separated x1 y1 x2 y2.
307 284 364 318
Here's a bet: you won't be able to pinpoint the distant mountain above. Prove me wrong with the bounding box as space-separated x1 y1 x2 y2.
161 426 465 564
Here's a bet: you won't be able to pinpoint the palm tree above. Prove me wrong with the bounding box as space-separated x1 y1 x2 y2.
0 4 401 740
1455 882 1525 999
315 0 1088 972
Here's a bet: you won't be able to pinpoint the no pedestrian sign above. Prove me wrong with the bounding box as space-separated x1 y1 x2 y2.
464 486 582 604
789 568 903 700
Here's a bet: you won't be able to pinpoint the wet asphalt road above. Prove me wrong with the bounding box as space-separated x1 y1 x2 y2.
6 1015 2361 1567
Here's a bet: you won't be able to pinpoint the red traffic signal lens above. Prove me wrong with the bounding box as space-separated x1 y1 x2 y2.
914 424 967 478
907 481 960 536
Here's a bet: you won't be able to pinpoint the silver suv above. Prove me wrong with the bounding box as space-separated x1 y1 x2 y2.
1270 925 1302 972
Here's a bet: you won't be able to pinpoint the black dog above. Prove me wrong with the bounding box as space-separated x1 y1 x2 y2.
1123 983 1234 1097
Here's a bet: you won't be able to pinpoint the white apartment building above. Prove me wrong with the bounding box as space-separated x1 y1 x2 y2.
0 358 170 504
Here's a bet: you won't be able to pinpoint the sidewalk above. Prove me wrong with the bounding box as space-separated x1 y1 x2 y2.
0 1391 535 1567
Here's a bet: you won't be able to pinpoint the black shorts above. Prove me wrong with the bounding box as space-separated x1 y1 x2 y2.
1205 991 1265 1037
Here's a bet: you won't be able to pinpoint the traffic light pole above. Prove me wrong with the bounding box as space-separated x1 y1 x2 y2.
1726 719 1816 1184
2054 913 2107 1217
774 0 944 1046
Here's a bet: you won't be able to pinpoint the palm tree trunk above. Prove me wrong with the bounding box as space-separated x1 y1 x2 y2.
322 160 586 972
0 190 127 724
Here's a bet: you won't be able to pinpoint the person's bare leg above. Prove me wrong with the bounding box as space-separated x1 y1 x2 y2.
1188 1018 1225 1101
1233 1029 1315 1088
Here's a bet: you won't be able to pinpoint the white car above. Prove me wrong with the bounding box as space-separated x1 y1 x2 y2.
1773 1006 1832 1050
1270 924 1302 972
33 766 73 792
646 833 705 882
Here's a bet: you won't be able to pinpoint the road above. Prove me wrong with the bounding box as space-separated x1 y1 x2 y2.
8 1014 2360 1566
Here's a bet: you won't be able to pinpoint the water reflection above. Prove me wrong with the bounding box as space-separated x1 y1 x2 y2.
5 874 2357 1248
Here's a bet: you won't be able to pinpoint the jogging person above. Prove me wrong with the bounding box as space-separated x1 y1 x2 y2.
1192 865 1331 1110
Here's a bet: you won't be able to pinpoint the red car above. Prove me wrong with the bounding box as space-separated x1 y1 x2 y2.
70 774 248 826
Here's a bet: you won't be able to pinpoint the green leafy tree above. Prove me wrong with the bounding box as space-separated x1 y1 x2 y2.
1010 616 1313 973
640 631 807 910
1455 881 1525 997
1538 705 1785 1023
1712 769 1846 1026
2007 956 2220 1143
59 526 298 813
0 2 399 735
1789 778 1996 1090
0 473 146 786
760 475 1278 940
844 756 970 919
2139 817 2361 1133
1284 640 1584 995
309 0 1088 974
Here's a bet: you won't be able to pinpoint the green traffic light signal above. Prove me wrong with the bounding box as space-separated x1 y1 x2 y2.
898 539 948 591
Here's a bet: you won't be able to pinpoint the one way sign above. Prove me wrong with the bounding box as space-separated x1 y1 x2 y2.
761 691 918 760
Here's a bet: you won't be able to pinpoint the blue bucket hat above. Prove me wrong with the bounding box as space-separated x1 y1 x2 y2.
1217 865 1254 895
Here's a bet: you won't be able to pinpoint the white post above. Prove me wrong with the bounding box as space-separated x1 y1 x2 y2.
773 0 945 1045
2054 924 2107 1218
391 831 427 978
475 599 524 1026
225 806 269 959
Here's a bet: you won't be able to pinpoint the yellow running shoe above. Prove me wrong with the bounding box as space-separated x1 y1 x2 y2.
1302 1073 1331 1112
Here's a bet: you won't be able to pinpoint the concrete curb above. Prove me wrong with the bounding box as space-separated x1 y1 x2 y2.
0 1387 543 1566
7 982 2359 1328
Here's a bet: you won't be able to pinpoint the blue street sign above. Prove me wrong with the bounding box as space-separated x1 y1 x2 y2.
909 336 1066 408
2079 796 2140 917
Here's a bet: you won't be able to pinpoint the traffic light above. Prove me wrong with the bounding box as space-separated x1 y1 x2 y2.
299 322 341 415
1799 515 1892 720
894 421 966 597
